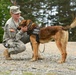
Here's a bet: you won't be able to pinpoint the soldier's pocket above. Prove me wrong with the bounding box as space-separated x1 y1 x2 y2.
3 41 10 48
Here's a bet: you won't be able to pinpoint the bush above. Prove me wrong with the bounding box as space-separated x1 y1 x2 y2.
0 26 4 43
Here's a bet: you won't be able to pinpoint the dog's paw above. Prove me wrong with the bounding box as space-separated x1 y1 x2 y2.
38 57 44 60
57 60 65 64
6 57 12 60
30 58 38 62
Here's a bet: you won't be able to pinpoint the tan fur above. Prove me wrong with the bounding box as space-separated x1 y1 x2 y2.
19 18 76 63
70 18 76 28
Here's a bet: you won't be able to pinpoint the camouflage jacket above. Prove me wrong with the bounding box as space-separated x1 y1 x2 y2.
3 16 24 42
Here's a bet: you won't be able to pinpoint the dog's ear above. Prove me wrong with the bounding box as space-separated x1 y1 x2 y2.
31 23 37 29
19 20 27 27
26 19 32 26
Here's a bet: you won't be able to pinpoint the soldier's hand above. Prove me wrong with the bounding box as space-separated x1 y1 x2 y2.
21 26 27 32
10 28 15 32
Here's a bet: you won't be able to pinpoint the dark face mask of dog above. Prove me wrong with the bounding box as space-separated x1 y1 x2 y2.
17 20 27 30
18 19 37 30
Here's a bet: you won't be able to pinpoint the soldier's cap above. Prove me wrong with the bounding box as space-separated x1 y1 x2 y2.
10 6 21 14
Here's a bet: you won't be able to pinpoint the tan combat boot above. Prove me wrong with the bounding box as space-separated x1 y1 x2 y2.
3 49 12 60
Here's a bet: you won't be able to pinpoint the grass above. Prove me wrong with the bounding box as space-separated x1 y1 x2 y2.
0 71 10 75
23 72 34 75
0 71 57 75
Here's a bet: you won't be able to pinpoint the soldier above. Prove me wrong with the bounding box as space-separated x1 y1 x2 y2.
3 6 30 60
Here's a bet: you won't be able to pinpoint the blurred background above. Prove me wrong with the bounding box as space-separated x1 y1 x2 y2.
0 0 76 42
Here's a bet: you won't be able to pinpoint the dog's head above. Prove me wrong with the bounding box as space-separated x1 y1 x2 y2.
19 19 37 30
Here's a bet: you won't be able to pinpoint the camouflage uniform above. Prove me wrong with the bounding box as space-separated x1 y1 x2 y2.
3 17 30 54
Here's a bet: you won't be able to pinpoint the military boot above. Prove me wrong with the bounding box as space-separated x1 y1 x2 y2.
3 49 12 60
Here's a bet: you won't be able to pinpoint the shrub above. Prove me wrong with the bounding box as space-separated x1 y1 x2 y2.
0 26 4 43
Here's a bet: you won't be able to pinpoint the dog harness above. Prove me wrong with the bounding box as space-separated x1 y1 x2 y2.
27 22 40 43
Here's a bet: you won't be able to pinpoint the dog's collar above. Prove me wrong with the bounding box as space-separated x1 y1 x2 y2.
27 21 32 30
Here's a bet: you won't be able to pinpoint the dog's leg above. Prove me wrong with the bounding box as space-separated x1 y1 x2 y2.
30 35 39 61
55 31 68 63
55 40 67 63
32 42 39 61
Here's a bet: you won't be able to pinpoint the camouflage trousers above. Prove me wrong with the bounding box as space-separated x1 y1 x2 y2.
3 33 30 54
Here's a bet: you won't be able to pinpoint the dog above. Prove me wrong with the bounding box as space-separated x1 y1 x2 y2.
19 18 76 63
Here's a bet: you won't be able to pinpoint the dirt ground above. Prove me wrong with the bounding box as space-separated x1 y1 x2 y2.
0 42 76 75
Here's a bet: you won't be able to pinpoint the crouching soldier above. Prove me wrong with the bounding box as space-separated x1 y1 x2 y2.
3 6 30 60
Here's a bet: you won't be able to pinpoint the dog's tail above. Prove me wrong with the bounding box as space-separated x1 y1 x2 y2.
62 18 76 30
70 18 76 28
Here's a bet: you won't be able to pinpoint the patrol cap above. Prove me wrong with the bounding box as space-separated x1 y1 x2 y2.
10 6 21 14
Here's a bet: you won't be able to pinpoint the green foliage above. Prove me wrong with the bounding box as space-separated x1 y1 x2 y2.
0 0 12 26
16 0 76 41
0 0 76 42
69 28 76 41
0 26 4 43
16 0 76 26
0 0 12 43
